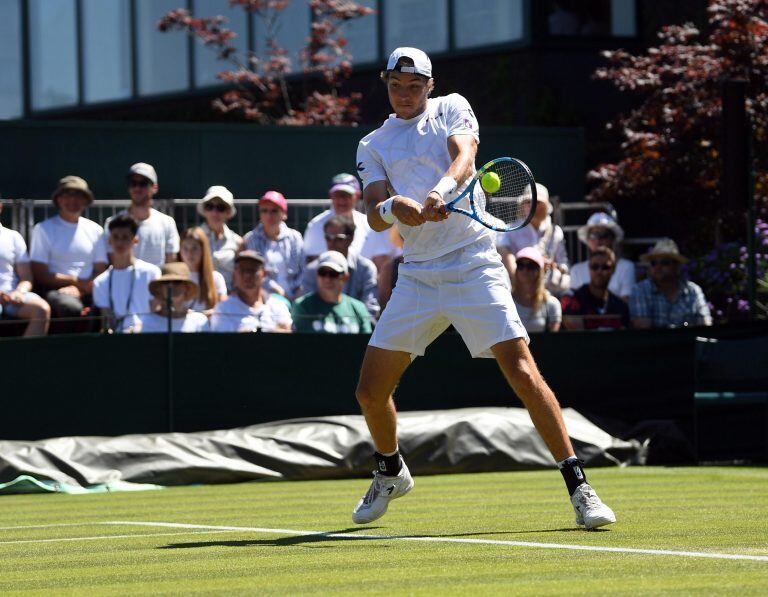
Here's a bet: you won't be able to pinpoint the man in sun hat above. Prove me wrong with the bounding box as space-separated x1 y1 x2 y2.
303 173 370 262
630 238 711 329
569 212 635 301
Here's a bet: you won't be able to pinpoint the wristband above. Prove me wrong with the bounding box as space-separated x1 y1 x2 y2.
379 197 396 224
430 176 457 199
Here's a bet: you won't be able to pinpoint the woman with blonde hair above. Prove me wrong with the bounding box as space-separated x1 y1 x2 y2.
512 246 561 333
180 227 227 314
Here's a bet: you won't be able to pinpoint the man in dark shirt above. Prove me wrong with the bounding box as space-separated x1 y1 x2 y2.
562 247 629 330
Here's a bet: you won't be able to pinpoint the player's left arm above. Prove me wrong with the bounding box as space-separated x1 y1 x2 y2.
423 134 477 222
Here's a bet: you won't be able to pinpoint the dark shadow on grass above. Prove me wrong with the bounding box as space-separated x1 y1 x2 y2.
159 525 607 550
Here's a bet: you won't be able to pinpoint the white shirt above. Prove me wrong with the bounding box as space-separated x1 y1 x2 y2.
202 223 241 291
105 208 180 267
303 209 370 258
356 94 491 263
92 259 161 328
210 294 292 333
361 228 402 260
136 311 209 333
0 224 28 293
30 215 107 278
496 216 569 267
570 258 636 298
189 270 228 312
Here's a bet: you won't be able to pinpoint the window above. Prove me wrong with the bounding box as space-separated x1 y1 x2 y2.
194 0 248 88
253 2 310 74
342 0 378 66
0 0 23 118
29 0 79 110
453 0 524 49
82 0 132 103
545 0 636 38
384 0 448 55
136 0 190 95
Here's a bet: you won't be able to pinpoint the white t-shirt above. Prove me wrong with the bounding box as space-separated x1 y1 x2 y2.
356 94 492 263
303 209 370 259
360 228 402 260
135 311 209 333
189 270 228 312
105 208 180 267
516 295 562 333
30 215 107 278
0 224 29 293
210 294 292 333
92 259 161 327
569 258 636 298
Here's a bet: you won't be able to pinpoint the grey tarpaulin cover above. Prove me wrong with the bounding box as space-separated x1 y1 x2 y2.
0 407 645 494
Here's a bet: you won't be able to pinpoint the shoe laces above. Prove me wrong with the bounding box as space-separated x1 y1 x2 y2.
362 471 396 506
576 485 601 510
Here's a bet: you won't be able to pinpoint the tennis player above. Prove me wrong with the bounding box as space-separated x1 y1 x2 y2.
352 48 615 530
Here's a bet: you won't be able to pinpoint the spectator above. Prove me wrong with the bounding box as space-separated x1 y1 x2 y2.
242 190 304 300
197 185 243 292
0 202 50 336
303 173 370 261
30 176 108 328
180 227 227 315
301 214 380 319
104 163 179 267
496 183 570 295
511 247 561 333
292 251 373 334
562 247 629 330
210 250 292 333
570 212 635 301
92 214 161 333
135 262 209 333
630 239 712 329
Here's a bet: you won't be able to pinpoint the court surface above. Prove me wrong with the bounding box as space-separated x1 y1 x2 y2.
0 467 766 595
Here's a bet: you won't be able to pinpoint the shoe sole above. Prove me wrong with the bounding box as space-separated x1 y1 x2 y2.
583 515 616 530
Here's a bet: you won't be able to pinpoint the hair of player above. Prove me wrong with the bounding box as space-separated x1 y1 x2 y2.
324 214 356 236
108 213 139 236
181 227 219 310
589 246 616 266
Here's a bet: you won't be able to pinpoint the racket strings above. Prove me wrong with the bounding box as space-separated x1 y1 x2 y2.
475 161 534 230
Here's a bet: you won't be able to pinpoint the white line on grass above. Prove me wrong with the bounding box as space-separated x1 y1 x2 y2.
0 529 234 546
106 521 768 563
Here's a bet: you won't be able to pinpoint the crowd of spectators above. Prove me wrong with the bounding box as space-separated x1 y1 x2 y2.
0 163 713 338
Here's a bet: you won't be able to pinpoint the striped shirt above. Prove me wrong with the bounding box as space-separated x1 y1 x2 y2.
243 222 304 300
630 278 712 328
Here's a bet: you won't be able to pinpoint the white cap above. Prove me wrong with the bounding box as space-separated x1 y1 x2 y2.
197 185 236 217
317 250 348 274
577 212 625 244
128 162 158 185
386 47 432 78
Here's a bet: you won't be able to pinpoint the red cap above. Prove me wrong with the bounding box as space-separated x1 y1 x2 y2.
260 190 288 212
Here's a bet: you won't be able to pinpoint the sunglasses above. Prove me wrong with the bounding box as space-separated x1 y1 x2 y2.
324 233 350 241
516 260 540 271
588 231 615 241
128 179 151 188
317 269 342 279
650 259 676 267
259 207 280 214
589 263 613 272
204 202 229 213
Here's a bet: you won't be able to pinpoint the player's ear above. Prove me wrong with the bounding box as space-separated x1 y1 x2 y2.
427 78 435 96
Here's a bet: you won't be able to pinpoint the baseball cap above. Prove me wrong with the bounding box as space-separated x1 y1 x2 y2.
127 162 158 185
515 246 545 269
235 250 266 266
260 190 288 212
198 185 236 217
329 173 361 196
317 250 348 274
51 175 94 205
386 47 432 78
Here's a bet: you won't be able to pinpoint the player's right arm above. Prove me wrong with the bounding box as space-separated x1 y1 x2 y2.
363 181 427 231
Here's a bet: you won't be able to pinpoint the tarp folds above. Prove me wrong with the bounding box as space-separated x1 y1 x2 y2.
0 408 645 495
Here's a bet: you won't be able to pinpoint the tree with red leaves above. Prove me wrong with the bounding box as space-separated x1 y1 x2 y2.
158 0 374 126
588 0 767 249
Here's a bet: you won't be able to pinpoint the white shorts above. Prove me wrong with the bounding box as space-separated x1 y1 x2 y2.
369 238 529 359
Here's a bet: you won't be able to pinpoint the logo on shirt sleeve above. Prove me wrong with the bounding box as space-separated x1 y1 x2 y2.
356 161 365 172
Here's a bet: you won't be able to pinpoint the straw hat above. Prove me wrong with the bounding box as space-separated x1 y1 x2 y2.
51 175 94 205
640 238 688 264
148 262 198 301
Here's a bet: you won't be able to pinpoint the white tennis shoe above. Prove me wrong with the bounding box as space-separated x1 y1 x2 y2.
571 483 616 529
352 463 414 524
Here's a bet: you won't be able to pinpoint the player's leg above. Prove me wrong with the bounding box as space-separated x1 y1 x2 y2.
492 338 616 529
352 345 415 524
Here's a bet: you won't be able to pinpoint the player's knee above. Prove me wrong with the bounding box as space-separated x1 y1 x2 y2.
355 382 384 410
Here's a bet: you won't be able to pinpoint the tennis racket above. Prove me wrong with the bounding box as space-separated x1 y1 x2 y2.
443 157 537 232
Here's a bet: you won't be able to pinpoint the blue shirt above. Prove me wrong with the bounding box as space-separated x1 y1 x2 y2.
630 278 712 328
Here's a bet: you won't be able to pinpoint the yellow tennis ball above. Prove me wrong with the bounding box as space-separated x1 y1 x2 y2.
481 171 501 194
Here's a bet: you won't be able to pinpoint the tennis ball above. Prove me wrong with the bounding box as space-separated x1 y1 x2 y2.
481 171 501 194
